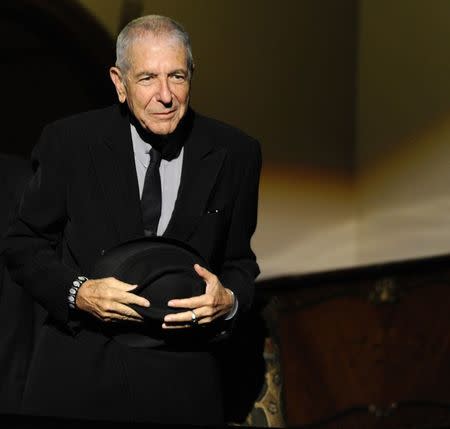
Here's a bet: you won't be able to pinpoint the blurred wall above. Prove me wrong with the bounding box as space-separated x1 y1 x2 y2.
357 0 450 266
1 0 116 158
73 0 450 279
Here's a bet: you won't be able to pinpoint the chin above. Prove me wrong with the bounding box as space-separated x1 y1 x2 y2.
149 121 180 136
151 125 175 136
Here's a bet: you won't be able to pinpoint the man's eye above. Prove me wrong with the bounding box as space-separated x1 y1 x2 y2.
171 74 186 81
139 76 154 83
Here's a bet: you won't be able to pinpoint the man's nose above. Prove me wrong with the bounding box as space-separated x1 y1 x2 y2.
157 79 173 105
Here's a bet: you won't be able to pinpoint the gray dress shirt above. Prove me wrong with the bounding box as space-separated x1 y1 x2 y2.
130 122 237 319
131 123 183 236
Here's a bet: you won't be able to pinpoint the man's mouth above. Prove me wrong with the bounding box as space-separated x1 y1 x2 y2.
153 110 176 116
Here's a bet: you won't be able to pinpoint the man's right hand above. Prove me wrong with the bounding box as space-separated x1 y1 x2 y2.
75 277 150 323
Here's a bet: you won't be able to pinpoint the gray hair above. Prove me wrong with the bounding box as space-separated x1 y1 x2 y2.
115 15 194 78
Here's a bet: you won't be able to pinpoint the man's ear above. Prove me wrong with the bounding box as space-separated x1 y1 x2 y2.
109 67 127 103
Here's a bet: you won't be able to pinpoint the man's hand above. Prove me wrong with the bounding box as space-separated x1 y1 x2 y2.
162 264 234 329
76 277 150 323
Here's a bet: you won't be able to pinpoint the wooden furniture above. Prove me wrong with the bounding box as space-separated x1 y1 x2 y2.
251 254 450 428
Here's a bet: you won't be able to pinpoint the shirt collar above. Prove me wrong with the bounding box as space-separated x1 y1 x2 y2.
128 108 194 161
131 123 151 168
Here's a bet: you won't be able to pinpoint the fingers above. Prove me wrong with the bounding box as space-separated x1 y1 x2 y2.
93 280 150 309
167 294 210 309
104 302 144 323
193 264 214 282
163 309 203 326
162 322 192 330
164 266 232 329
114 288 150 308
106 277 140 292
162 308 200 329
163 304 228 328
167 265 221 308
76 277 150 322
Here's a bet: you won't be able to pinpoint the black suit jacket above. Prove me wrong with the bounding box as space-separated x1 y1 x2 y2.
0 154 45 414
2 104 261 423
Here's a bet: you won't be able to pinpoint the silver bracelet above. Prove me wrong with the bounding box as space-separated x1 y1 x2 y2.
68 275 88 309
226 288 235 304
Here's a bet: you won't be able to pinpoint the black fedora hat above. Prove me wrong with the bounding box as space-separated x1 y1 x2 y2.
91 236 229 348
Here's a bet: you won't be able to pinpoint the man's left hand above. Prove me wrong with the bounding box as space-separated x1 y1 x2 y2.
162 264 234 329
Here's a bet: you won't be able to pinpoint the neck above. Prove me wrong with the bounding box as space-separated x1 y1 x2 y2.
129 108 193 160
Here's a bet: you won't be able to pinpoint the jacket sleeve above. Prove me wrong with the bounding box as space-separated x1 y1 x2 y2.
1 123 79 326
219 138 262 314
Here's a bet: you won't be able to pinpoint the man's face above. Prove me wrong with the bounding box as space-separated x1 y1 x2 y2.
110 34 191 135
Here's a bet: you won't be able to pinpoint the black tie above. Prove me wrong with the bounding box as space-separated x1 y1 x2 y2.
141 147 162 237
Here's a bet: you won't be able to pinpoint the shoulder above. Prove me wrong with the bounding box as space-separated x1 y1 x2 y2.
0 153 31 181
0 154 32 200
193 111 261 157
42 104 120 138
32 104 122 159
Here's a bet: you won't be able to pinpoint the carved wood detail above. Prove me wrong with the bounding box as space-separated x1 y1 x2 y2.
257 256 450 427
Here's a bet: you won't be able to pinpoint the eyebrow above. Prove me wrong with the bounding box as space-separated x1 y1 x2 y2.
134 69 188 78
169 69 188 75
135 71 156 78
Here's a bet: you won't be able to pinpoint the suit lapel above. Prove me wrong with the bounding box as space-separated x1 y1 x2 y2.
163 115 226 242
89 107 226 245
89 106 144 244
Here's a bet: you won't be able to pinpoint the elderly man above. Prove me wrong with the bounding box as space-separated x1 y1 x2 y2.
3 15 261 425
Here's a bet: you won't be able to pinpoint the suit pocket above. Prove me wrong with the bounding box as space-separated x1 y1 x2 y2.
191 205 231 262
204 200 231 217
206 208 221 215
200 207 228 229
